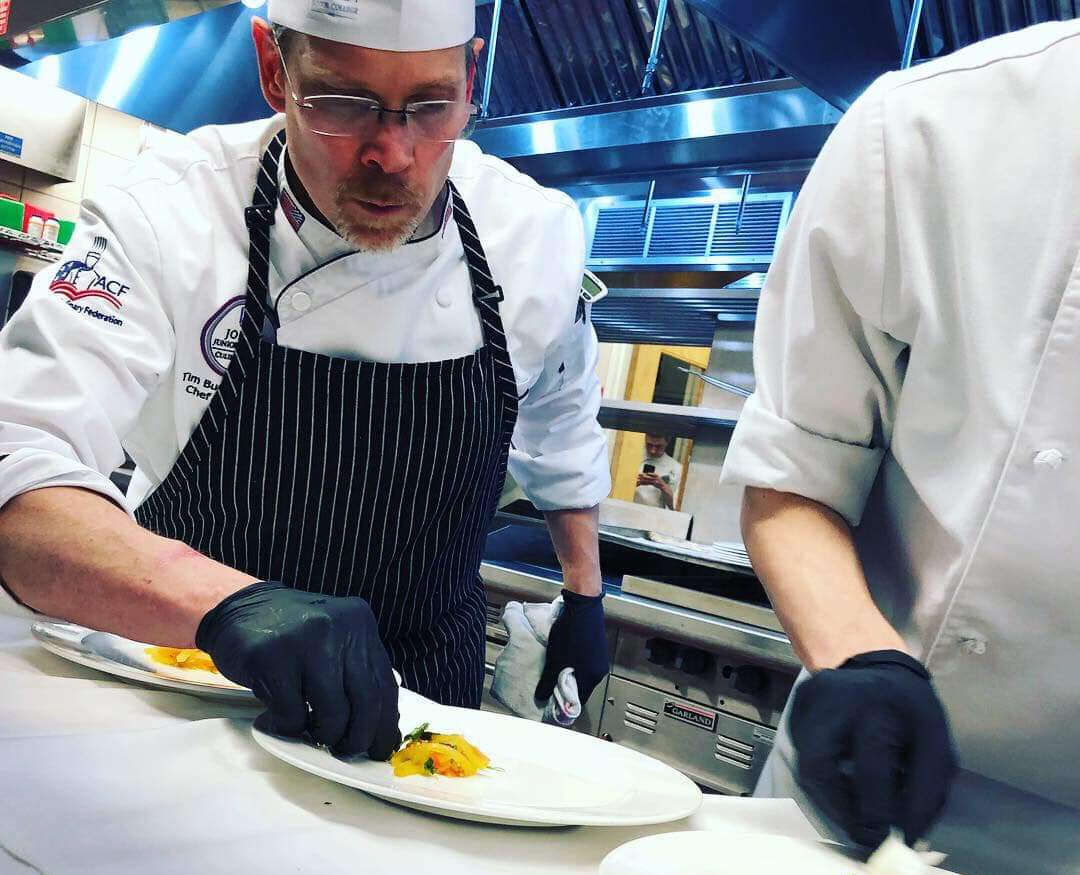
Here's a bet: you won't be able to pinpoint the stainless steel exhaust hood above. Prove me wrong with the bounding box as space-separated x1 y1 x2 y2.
471 79 838 186
4 1 235 63
11 3 269 134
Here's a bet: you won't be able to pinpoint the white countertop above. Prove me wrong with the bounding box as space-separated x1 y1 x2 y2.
0 608 822 875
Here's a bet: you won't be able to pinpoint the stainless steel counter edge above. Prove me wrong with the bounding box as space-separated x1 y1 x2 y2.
480 561 799 673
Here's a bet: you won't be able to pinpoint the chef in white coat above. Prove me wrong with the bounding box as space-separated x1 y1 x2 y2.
0 0 611 761
721 20 1080 875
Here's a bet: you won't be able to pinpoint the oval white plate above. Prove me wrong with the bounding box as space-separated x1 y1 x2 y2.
252 686 702 828
600 831 865 875
31 620 255 701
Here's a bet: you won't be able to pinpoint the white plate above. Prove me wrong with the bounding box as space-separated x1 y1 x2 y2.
600 831 952 875
601 831 868 875
252 686 702 828
31 620 255 701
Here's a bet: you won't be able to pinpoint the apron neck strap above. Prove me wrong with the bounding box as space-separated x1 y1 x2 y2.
448 180 503 308
242 128 286 333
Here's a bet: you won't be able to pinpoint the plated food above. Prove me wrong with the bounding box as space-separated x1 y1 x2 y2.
390 722 493 778
145 646 219 674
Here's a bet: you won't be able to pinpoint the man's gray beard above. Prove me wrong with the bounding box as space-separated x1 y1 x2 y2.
329 203 424 254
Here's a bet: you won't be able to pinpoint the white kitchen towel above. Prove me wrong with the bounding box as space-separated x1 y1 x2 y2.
490 596 566 721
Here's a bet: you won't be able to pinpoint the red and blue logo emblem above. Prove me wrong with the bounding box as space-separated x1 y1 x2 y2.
49 237 130 309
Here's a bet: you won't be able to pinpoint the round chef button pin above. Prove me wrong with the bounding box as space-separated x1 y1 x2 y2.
291 291 312 312
436 287 453 308
1034 448 1064 470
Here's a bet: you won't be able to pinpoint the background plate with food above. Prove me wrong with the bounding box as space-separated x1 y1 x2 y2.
31 620 255 700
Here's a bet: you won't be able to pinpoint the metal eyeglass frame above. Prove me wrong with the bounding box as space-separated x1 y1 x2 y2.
272 36 479 142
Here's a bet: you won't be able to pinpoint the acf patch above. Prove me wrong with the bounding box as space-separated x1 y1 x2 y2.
49 236 131 310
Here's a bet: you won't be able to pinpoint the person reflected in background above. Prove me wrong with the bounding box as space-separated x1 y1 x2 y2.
634 432 679 510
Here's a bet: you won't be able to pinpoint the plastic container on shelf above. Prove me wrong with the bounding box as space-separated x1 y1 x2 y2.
43 217 61 243
0 196 24 232
22 203 55 236
26 215 45 238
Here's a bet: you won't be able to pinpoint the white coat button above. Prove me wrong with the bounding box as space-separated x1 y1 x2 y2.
436 286 453 308
1033 448 1064 470
959 635 987 655
291 291 312 313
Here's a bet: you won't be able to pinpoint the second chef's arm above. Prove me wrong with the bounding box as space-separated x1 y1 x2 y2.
721 78 912 668
740 486 904 670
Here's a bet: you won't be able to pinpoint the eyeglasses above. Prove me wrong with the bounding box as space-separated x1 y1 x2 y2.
274 40 478 143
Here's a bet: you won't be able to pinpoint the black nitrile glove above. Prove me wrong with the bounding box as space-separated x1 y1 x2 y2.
197 581 401 760
535 589 609 705
790 649 957 848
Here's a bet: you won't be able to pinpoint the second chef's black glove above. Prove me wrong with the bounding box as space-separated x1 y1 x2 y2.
535 589 609 705
197 581 401 760
790 649 957 848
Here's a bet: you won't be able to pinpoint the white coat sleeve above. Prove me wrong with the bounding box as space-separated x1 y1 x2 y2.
719 80 907 527
508 229 611 512
0 185 174 515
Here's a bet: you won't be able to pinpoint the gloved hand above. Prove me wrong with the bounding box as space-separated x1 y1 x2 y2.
790 649 957 848
534 589 609 705
196 581 401 760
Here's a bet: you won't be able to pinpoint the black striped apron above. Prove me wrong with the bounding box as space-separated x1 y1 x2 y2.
135 130 519 708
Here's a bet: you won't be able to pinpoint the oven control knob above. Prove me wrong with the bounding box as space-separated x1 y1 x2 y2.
732 665 768 695
645 637 676 665
674 646 709 676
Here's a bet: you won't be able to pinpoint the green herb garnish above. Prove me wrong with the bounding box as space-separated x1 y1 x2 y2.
423 757 435 774
401 722 432 748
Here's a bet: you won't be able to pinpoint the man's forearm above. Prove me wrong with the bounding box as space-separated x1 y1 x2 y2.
0 486 256 647
543 505 602 597
741 486 905 671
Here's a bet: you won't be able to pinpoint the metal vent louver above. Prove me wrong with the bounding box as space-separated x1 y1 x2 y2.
711 201 785 259
647 204 714 257
587 193 792 268
624 701 659 735
590 207 650 259
592 295 758 347
715 732 755 770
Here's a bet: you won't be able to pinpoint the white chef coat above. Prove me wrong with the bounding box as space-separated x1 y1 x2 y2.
634 452 680 508
0 115 610 590
720 20 1080 874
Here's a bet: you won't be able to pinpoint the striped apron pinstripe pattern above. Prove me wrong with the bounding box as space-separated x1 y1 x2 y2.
135 130 519 707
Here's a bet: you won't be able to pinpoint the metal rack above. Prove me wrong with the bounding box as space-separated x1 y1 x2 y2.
0 225 64 262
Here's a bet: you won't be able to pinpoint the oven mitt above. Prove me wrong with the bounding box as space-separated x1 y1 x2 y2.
196 581 401 759
790 649 957 848
491 596 572 721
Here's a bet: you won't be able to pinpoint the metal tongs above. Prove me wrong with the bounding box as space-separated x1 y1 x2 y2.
677 366 752 398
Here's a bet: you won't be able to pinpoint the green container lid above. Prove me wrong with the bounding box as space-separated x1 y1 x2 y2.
57 219 77 246
0 198 24 233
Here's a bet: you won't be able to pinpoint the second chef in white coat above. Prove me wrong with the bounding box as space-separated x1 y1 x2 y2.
0 0 611 760
721 20 1080 875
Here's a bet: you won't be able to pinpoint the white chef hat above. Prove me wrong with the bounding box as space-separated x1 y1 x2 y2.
267 0 475 52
